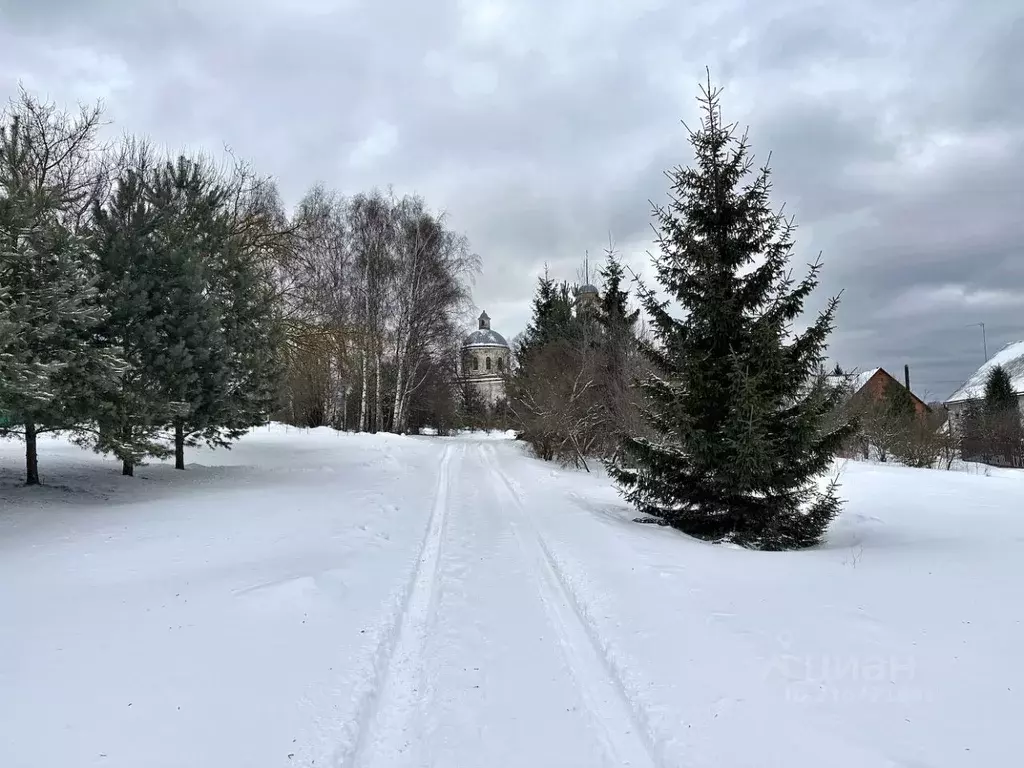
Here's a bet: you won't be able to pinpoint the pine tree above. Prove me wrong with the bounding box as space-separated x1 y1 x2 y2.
191 213 284 452
147 156 231 470
90 154 175 475
0 105 123 485
90 152 228 475
608 77 854 550
155 157 286 463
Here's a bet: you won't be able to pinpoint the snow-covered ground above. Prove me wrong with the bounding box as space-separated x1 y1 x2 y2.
1 427 1021 767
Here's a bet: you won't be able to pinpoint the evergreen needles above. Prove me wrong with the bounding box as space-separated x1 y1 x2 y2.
608 77 855 550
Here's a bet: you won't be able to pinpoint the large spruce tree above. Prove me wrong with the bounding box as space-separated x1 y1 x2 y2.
608 78 853 550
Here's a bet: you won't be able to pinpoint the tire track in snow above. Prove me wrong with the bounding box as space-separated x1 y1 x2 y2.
334 442 458 768
482 443 665 768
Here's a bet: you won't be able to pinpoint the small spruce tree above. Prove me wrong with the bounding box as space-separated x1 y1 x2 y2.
595 250 641 450
596 251 640 341
517 268 577 362
983 365 1016 413
608 76 854 550
884 379 916 420
982 364 1022 466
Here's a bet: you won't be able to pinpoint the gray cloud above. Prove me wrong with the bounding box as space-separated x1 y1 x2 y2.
1 0 1021 399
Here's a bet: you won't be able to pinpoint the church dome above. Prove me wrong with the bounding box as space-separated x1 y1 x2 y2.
464 328 509 348
463 310 509 348
577 283 599 296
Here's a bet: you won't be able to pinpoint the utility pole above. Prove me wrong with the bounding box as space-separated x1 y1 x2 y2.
967 322 988 362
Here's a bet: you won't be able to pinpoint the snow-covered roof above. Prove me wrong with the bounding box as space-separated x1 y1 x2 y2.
826 368 880 395
464 309 509 349
463 328 509 348
947 340 1024 403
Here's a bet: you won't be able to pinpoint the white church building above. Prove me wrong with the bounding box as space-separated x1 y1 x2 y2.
461 311 510 406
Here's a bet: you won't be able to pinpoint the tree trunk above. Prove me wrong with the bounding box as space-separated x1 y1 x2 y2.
175 420 185 470
120 425 134 476
341 384 348 431
374 350 383 433
392 352 405 433
391 275 417 435
359 350 368 432
359 259 371 433
25 419 39 486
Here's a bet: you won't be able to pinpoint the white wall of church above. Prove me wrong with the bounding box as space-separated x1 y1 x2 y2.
463 345 508 405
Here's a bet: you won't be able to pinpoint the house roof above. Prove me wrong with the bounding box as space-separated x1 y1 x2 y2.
827 367 931 411
947 340 1024 403
826 368 880 395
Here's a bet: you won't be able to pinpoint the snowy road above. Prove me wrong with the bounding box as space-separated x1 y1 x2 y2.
350 442 656 768
3 426 1022 767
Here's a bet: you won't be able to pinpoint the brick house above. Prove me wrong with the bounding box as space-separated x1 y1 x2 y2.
828 367 930 416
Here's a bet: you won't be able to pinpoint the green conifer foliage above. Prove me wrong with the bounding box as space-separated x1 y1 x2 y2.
0 104 123 485
608 78 854 550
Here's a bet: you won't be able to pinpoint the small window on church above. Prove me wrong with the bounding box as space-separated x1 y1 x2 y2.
472 357 478 371
486 357 492 371
497 357 504 371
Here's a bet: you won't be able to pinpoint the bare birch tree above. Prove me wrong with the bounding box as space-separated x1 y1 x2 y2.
388 198 478 432
273 186 478 434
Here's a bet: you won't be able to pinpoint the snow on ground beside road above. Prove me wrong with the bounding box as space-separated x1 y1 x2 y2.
2 426 1022 767
506 450 1024 767
0 426 447 768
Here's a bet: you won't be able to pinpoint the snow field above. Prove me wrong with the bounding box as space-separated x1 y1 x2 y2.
1 427 445 767
507 454 1024 767
2 425 1022 767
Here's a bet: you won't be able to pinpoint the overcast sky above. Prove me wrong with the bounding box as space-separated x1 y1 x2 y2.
1 0 1021 400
